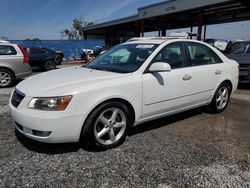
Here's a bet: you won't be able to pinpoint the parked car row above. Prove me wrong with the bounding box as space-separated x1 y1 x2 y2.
0 41 64 87
80 45 112 62
1 38 249 88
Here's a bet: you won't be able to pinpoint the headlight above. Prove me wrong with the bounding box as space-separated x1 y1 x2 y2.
28 96 72 111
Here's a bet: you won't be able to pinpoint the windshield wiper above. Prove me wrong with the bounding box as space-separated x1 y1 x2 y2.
89 67 111 72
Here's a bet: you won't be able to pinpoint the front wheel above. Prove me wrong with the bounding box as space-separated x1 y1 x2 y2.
208 83 231 113
81 102 131 149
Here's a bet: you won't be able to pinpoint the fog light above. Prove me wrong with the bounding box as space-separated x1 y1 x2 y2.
32 130 51 137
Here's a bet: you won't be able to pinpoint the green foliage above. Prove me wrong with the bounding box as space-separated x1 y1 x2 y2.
61 18 94 40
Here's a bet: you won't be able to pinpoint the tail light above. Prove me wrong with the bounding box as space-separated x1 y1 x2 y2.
18 45 28 64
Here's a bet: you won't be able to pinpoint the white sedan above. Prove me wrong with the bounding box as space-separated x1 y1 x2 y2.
9 38 239 149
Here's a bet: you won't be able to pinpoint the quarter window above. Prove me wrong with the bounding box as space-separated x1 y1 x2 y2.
30 48 46 54
152 42 185 69
186 42 222 66
0 45 17 55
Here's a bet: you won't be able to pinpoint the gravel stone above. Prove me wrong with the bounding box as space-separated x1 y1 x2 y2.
0 86 249 188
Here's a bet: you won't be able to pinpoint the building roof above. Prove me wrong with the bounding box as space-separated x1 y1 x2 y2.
84 0 250 45
85 0 242 31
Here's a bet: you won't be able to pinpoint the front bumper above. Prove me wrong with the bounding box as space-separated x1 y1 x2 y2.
10 102 86 143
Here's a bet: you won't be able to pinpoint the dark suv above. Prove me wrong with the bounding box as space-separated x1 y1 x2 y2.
225 41 250 84
25 47 59 71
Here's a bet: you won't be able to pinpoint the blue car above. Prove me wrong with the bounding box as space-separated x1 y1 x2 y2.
24 47 60 71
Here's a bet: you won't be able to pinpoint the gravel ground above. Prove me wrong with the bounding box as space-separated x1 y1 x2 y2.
0 84 250 188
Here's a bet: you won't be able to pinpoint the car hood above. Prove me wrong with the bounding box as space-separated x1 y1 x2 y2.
16 67 129 96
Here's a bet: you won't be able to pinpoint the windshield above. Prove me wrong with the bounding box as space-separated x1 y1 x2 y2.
86 43 158 73
230 42 250 54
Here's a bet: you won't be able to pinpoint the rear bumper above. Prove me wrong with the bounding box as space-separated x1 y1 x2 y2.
15 70 32 79
239 79 250 84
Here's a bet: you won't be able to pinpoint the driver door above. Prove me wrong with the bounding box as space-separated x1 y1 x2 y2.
142 42 194 118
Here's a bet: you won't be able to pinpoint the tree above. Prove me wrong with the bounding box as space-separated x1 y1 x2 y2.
60 18 94 40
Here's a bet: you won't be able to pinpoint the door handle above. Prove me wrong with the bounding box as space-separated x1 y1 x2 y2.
183 75 192 81
215 70 222 75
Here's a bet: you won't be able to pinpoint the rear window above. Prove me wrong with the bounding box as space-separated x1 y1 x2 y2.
0 45 17 55
30 48 46 54
231 42 250 54
186 42 222 66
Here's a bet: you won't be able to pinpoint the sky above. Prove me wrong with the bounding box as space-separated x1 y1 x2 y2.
0 0 250 40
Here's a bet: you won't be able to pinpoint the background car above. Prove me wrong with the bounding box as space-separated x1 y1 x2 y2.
55 51 64 65
24 47 59 71
0 42 32 88
205 38 228 51
225 40 250 83
93 45 112 56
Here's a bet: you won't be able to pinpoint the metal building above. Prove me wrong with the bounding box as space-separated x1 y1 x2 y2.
84 0 250 45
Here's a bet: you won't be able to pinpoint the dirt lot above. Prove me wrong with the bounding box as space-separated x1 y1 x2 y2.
0 70 249 187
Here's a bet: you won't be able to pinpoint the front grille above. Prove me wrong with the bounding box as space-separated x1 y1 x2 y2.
11 89 25 108
240 64 250 70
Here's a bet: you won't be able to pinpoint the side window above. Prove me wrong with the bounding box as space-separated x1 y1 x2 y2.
152 42 185 69
30 48 46 54
231 42 250 54
186 42 222 66
0 45 17 55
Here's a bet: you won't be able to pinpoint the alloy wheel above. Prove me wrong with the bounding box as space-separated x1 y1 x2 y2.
94 108 127 145
45 61 55 70
0 71 11 87
216 86 229 110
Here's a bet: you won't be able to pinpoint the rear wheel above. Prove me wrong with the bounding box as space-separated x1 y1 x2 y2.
44 60 56 71
81 101 131 149
208 82 231 113
0 69 15 88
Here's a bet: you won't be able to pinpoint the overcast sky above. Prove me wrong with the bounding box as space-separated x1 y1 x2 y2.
0 0 249 40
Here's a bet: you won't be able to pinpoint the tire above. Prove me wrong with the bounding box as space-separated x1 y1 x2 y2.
208 82 231 113
81 101 132 149
44 60 56 71
0 68 15 88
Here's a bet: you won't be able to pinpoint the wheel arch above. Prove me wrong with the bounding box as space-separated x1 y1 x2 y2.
84 97 136 125
221 79 233 94
78 97 136 142
43 58 56 63
0 66 16 79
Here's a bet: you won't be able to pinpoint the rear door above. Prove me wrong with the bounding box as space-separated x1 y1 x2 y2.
27 48 47 67
0 45 23 73
184 41 225 103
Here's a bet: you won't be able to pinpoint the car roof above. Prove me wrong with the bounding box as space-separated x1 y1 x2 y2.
0 40 10 43
125 37 204 45
0 42 16 46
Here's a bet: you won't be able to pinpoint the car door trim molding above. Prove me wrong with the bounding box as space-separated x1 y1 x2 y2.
144 89 213 106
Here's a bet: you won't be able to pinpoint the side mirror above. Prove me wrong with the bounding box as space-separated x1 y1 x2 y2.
149 62 171 72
